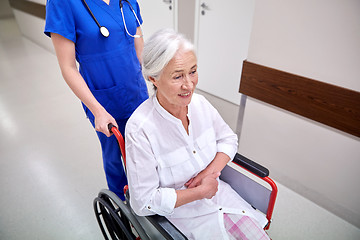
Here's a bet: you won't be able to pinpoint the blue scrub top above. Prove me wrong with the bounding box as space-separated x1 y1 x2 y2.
44 0 148 120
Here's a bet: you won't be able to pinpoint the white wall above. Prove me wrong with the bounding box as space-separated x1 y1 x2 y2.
12 9 54 53
11 0 54 53
239 0 360 227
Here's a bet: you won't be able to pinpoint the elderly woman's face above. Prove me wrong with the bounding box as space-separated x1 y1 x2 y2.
152 49 198 114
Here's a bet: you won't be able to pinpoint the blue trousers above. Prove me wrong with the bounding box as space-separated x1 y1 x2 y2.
91 118 128 201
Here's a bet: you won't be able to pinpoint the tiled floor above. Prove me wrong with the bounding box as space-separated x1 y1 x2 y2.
0 17 359 239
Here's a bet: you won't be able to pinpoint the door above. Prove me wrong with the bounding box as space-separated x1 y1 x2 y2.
194 0 255 104
138 0 178 41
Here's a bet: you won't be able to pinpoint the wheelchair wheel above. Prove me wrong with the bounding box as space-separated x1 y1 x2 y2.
94 189 149 240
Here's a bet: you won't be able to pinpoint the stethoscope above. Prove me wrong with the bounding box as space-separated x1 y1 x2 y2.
81 0 143 38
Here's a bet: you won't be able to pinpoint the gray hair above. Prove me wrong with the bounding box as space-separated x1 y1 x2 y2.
142 28 195 82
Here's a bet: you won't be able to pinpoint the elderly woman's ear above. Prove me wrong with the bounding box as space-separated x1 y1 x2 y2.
148 76 157 87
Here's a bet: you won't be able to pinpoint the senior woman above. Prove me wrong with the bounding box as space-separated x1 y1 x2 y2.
125 29 270 240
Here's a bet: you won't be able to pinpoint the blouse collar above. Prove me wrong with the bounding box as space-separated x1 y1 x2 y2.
152 92 192 124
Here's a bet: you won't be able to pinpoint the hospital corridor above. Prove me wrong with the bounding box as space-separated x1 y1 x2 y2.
1 0 360 239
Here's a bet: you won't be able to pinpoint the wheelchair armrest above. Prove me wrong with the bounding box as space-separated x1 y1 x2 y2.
125 189 187 239
223 154 278 229
232 153 269 178
146 215 188 240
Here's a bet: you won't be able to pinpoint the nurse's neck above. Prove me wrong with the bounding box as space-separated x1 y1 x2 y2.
103 0 110 5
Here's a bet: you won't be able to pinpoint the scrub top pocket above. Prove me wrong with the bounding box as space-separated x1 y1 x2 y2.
78 47 148 121
91 84 132 120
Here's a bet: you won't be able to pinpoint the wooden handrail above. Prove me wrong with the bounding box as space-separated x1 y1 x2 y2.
240 60 360 138
9 0 46 20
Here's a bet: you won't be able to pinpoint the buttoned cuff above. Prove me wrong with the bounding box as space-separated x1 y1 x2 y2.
147 188 177 216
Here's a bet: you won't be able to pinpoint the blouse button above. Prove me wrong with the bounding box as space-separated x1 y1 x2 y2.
148 206 151 209
193 150 196 154
242 210 245 214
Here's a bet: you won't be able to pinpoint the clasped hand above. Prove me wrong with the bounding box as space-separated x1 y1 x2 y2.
185 168 220 199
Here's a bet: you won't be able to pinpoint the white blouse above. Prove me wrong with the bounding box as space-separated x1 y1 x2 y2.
125 93 268 239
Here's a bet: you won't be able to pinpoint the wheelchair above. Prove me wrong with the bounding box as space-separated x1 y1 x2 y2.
93 124 278 240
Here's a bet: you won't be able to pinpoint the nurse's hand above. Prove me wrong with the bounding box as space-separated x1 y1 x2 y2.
94 111 118 137
198 172 220 199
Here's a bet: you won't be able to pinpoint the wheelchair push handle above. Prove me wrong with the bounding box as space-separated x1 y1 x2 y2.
107 123 127 166
107 123 116 134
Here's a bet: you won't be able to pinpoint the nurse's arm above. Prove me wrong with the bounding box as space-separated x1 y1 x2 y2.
134 27 144 63
50 33 117 137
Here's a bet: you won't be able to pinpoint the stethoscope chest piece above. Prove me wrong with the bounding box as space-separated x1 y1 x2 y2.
100 26 110 37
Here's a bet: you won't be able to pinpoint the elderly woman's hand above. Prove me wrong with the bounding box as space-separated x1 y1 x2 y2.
198 172 220 199
185 152 230 189
185 167 215 189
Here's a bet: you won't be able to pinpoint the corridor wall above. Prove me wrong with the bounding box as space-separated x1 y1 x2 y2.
238 0 360 228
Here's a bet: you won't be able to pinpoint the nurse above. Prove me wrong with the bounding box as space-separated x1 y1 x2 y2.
44 0 148 200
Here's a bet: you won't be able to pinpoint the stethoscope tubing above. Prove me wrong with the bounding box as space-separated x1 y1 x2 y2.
120 2 143 38
81 0 143 38
81 0 102 28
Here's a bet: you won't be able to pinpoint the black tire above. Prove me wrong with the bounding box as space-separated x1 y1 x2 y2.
94 190 137 240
